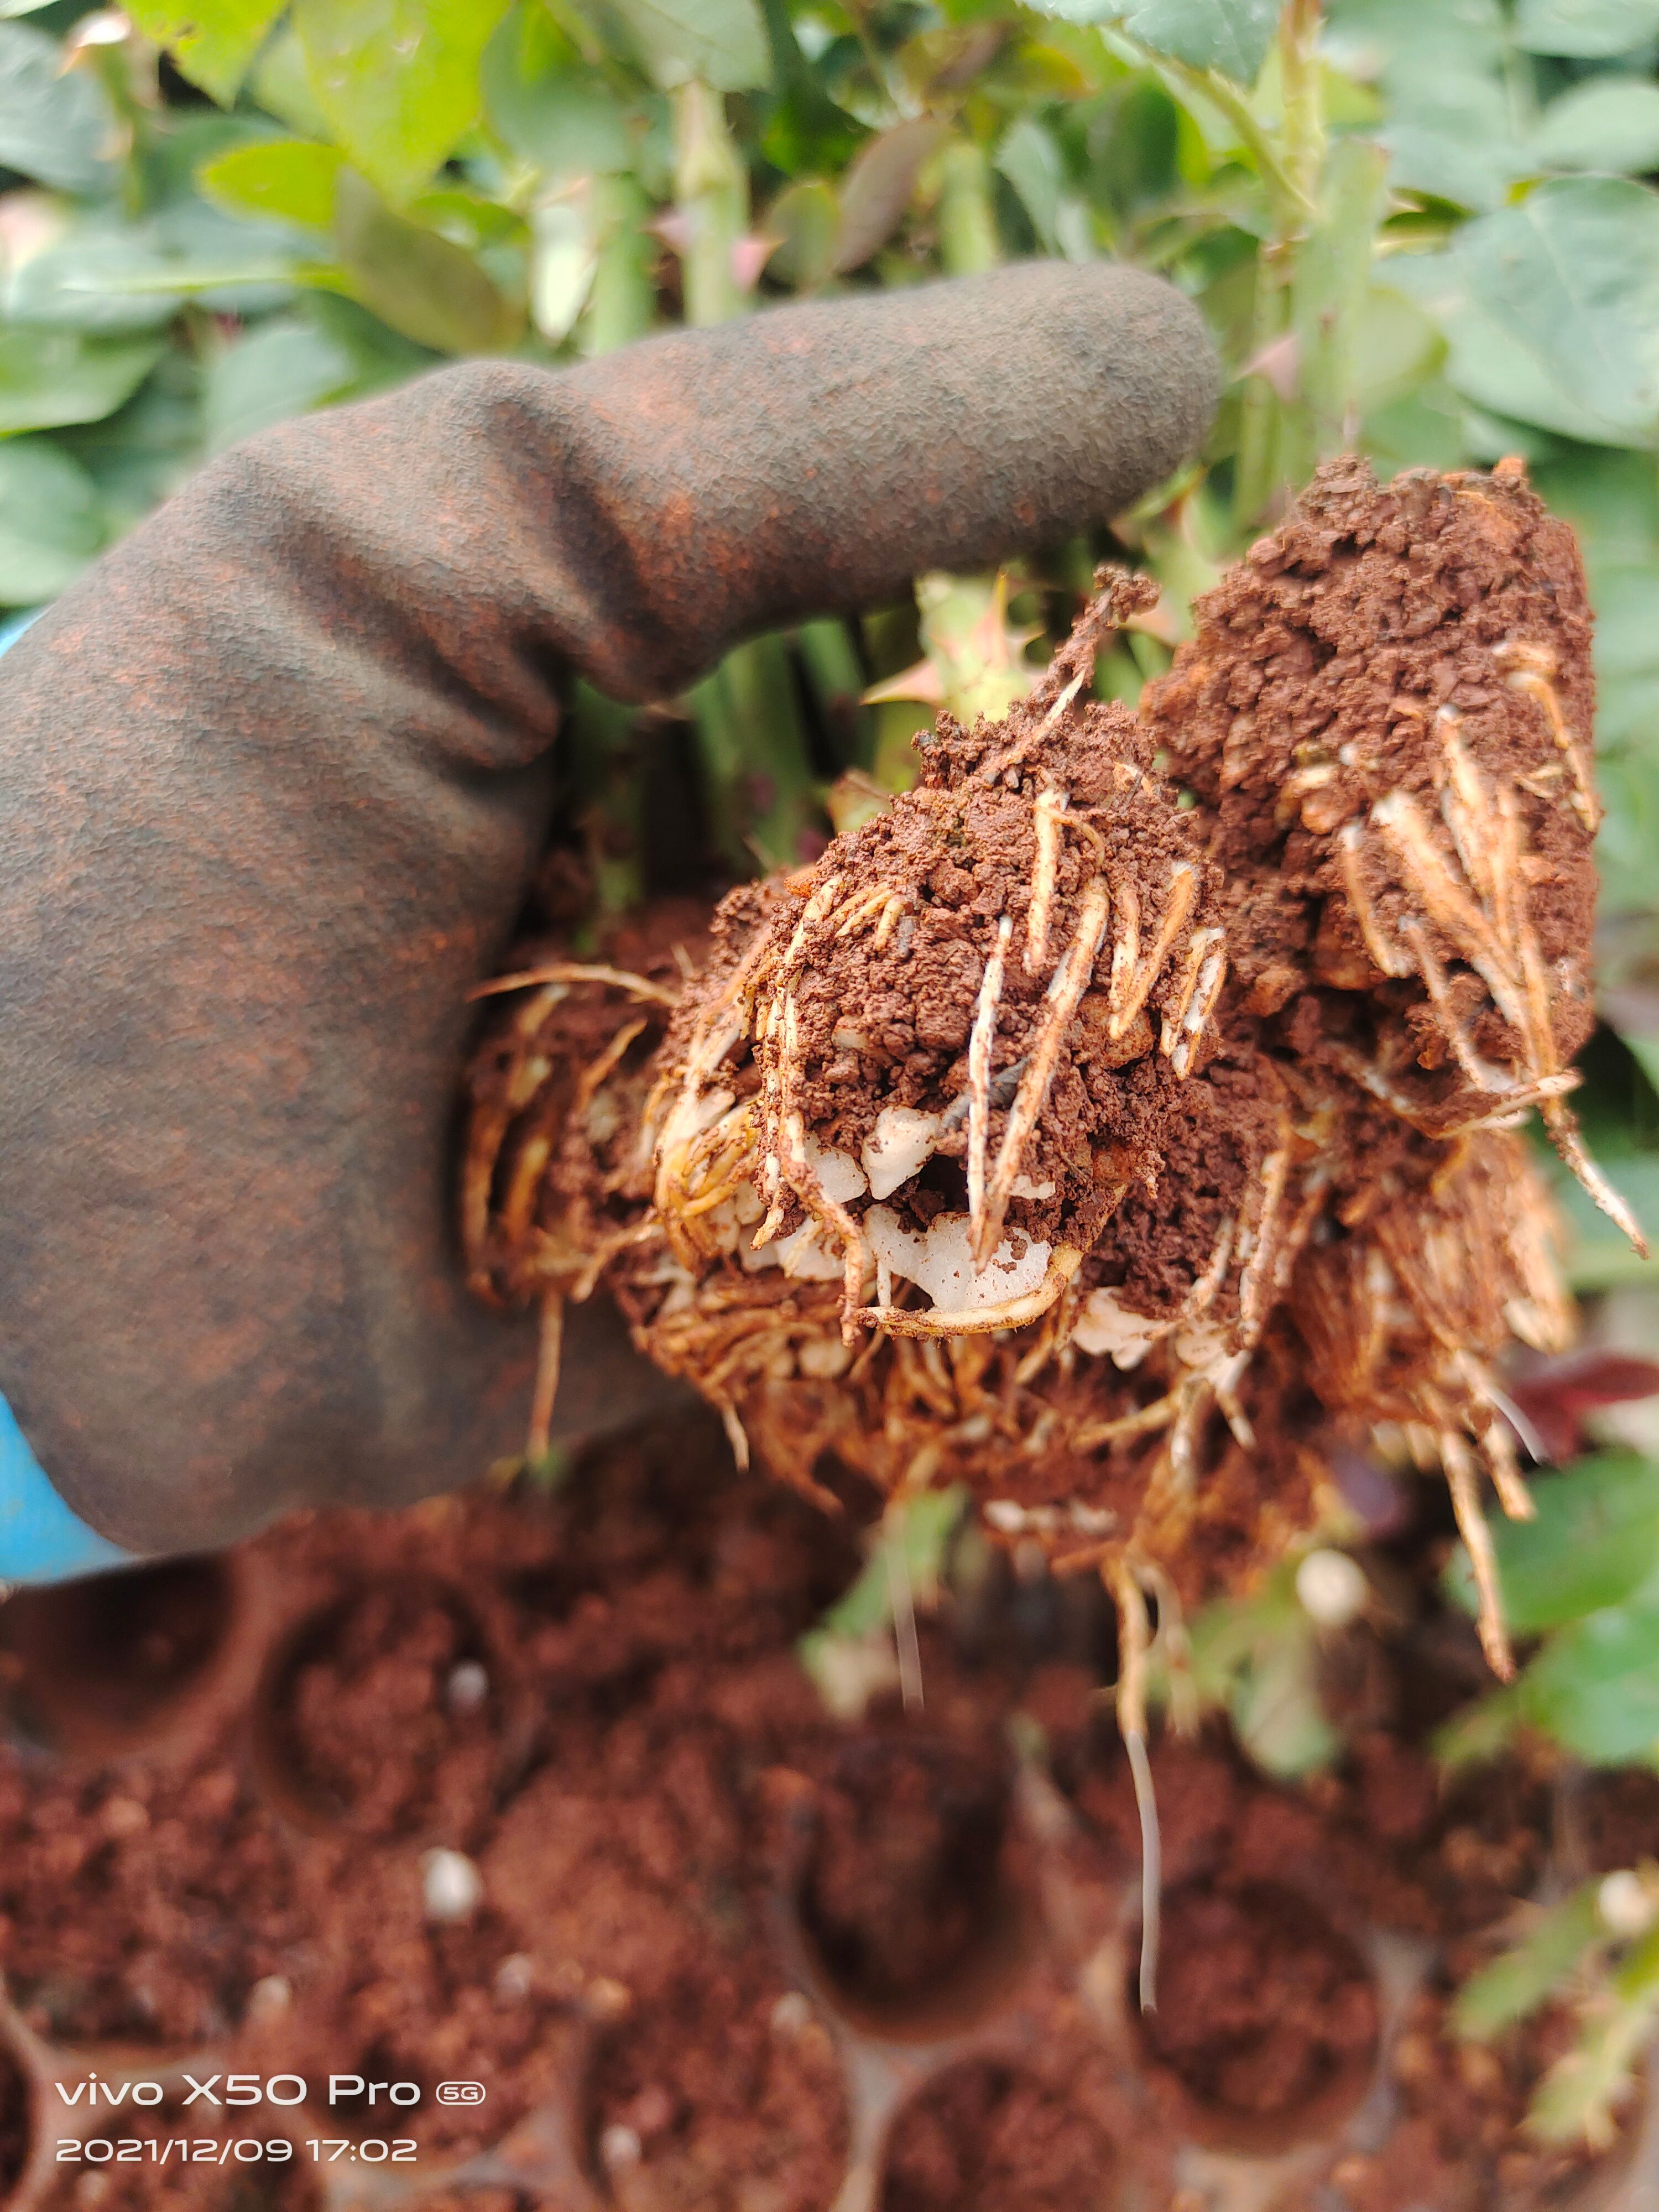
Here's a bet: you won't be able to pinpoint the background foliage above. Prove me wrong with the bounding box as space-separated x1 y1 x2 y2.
6 0 1659 2131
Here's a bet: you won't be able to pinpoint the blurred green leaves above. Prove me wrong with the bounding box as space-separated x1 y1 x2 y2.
199 139 345 232
126 0 285 103
1443 1454 1659 1767
611 0 768 92
1515 0 1659 60
1535 77 1659 173
0 435 102 598
293 0 513 203
332 167 520 351
1121 0 1281 80
1034 0 1280 82
0 327 161 434
0 22 116 194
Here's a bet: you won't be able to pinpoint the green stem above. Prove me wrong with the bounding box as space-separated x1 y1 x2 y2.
937 140 1000 278
672 79 748 328
580 172 654 356
1232 0 1327 531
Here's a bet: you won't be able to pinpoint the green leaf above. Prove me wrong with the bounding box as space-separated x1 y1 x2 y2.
332 168 520 354
198 140 346 233
1229 1632 1342 1778
0 436 102 603
202 316 361 453
483 57 630 176
765 177 839 291
293 0 515 204
1520 1601 1659 1763
1425 182 1659 446
9 202 301 332
250 24 332 138
0 329 162 436
1125 0 1280 82
1550 1144 1659 1287
611 0 768 92
832 117 948 275
124 0 285 105
1530 1921 1659 2146
7 223 180 335
1535 78 1659 176
1515 0 1659 60
995 116 1064 252
1433 1681 1524 1769
1447 1454 1659 1634
1453 1884 1604 2040
0 22 117 195
1381 118 1533 216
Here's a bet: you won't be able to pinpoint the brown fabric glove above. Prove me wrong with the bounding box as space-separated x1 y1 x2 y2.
0 261 1217 1556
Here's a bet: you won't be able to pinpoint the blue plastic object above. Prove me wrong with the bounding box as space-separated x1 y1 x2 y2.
0 1396 130 1585
0 600 133 1583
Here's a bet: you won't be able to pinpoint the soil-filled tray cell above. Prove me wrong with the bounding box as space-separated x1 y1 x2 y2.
0 1749 301 2052
0 2042 32 2208
879 2057 1123 2212
1301 1986 1625 2212
36 2107 322 2212
0 1561 236 1759
796 1734 1021 2034
1135 1882 1379 2152
252 1585 508 1844
586 1979 847 2212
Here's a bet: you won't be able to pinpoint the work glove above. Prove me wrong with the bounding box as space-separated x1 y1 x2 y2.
0 261 1217 1579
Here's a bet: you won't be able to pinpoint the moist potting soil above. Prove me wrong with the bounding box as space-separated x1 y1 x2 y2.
0 1410 1652 2210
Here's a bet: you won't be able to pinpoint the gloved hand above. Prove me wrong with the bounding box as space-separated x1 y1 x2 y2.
0 261 1217 1577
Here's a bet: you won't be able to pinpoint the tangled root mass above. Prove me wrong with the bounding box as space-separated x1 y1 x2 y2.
464 461 1635 1676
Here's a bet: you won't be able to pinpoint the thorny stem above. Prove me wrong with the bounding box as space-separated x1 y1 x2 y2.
1233 0 1328 530
672 79 748 330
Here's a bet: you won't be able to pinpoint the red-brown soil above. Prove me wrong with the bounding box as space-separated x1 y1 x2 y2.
0 2049 28 2199
881 2053 1121 2212
1139 1883 1378 2126
255 1581 507 1841
0 1411 1645 2211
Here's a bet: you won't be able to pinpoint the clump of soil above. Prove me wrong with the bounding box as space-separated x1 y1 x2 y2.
0 1748 301 2049
880 2056 1122 2212
256 1582 503 1841
463 465 1637 1681
1138 1882 1378 2129
590 576 1325 1611
1144 456 1614 1208
638 572 1253 1343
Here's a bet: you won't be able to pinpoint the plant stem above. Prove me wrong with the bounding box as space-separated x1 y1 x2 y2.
580 172 655 356
937 140 1000 278
672 79 748 328
1233 0 1327 531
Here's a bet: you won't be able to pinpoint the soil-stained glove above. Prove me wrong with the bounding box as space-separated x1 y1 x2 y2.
0 262 1217 1576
